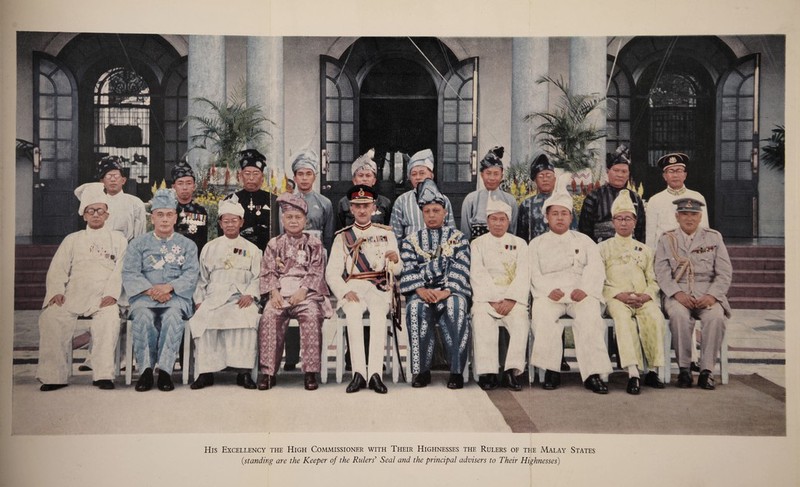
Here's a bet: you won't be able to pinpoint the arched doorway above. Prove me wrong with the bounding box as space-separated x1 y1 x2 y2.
319 37 478 227
608 36 760 237
632 58 716 222
359 58 438 198
30 33 186 241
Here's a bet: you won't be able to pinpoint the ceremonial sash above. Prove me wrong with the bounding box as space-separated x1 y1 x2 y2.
342 228 388 291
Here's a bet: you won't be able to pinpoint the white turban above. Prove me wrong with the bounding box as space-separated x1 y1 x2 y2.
74 182 109 216
217 199 245 218
486 198 512 220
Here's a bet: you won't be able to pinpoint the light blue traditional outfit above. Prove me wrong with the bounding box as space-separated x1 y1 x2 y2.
122 190 199 377
460 147 518 240
389 149 455 240
399 180 471 382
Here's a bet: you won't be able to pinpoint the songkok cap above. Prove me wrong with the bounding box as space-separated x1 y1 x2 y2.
74 182 110 216
291 150 319 174
657 152 689 171
542 192 574 214
611 189 637 217
486 197 512 220
529 152 555 179
408 148 434 176
415 178 446 208
97 155 124 180
351 149 378 176
479 146 504 172
217 199 245 218
277 191 308 214
238 149 267 172
673 197 704 213
606 144 631 169
347 184 377 204
171 160 196 182
150 188 178 211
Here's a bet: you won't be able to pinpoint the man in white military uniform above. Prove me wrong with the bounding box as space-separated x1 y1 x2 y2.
599 190 666 395
326 185 401 394
37 184 128 391
469 199 529 391
645 152 709 249
188 200 262 390
529 187 613 393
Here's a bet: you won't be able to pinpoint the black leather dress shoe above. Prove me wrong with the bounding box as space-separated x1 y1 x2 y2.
92 380 115 390
135 368 154 392
584 374 609 394
237 373 257 389
284 363 297 372
478 374 499 391
40 384 68 392
157 370 175 391
676 368 693 388
412 370 431 388
560 358 571 372
257 374 276 390
190 373 214 390
626 377 641 395
304 372 318 391
502 370 522 391
543 370 561 390
644 370 665 389
78 365 93 372
346 372 366 393
697 370 716 390
447 373 464 389
368 373 388 394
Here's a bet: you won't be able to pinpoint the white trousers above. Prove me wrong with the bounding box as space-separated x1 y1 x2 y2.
471 303 529 375
37 304 120 383
340 283 391 379
531 297 612 381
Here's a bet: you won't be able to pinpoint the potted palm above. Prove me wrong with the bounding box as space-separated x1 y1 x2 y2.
524 75 605 190
182 87 271 188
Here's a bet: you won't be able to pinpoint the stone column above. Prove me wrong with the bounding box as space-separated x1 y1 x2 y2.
187 35 226 175
247 36 284 176
511 38 549 166
569 37 607 175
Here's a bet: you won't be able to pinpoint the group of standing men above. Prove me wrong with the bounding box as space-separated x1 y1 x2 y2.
36 141 732 396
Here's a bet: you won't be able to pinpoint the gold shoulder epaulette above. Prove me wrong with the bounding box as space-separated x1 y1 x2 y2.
335 225 353 235
373 223 393 231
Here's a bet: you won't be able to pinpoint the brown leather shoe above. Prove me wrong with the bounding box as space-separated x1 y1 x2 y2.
304 372 318 391
257 374 276 390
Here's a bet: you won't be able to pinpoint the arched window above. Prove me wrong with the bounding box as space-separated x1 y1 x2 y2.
93 67 151 184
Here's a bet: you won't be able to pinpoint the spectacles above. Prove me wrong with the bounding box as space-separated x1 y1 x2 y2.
103 173 122 180
612 216 635 223
664 168 685 174
84 208 107 216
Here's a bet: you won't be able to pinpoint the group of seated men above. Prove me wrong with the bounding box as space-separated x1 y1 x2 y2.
36 144 732 396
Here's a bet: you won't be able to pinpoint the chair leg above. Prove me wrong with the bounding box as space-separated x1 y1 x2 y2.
335 321 345 384
125 319 133 385
182 325 191 385
721 330 729 384
662 323 672 384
